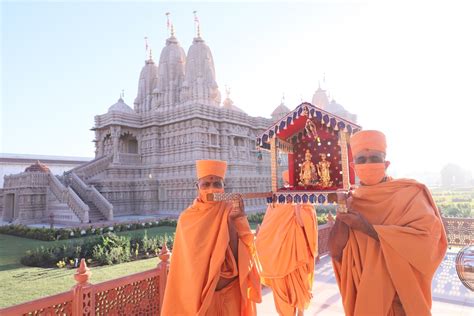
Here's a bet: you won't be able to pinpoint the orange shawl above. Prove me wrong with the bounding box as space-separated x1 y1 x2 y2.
257 204 317 278
161 199 261 316
333 178 447 316
256 204 317 311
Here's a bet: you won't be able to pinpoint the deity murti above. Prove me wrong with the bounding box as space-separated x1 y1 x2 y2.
317 153 333 187
299 149 317 186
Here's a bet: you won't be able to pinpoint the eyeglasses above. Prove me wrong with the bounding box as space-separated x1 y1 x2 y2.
354 155 384 164
197 181 224 189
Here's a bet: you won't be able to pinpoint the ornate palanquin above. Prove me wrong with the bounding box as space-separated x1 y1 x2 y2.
255 102 361 204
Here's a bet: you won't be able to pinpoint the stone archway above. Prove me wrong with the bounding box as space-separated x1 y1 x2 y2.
120 132 138 154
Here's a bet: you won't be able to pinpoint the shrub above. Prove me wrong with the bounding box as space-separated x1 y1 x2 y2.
157 218 177 227
92 233 131 265
0 219 177 241
315 205 337 215
247 213 265 224
317 214 329 225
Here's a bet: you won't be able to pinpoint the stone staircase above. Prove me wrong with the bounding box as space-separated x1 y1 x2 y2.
81 195 107 222
62 172 113 223
47 188 82 225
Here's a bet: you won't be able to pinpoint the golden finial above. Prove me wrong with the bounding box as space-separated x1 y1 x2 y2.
225 85 231 98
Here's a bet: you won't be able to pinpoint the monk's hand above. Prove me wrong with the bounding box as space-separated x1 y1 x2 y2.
329 218 350 262
337 210 379 241
229 195 246 220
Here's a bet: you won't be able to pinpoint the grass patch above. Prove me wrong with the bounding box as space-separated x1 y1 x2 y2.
0 257 159 308
0 226 176 308
0 226 175 271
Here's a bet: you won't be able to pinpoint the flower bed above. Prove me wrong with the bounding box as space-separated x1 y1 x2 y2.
20 231 174 268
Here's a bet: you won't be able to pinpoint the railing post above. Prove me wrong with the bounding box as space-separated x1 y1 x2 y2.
158 241 170 314
72 259 94 316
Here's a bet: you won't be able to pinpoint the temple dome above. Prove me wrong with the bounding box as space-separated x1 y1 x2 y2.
271 101 290 121
326 99 357 122
25 161 50 173
108 98 134 114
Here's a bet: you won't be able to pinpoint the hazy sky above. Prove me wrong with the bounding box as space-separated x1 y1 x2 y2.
1 1 473 177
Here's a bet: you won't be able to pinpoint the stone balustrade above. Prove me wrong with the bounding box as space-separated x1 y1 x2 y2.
70 173 113 221
48 172 89 223
68 155 112 180
66 187 90 223
48 172 68 201
90 185 114 220
3 172 49 188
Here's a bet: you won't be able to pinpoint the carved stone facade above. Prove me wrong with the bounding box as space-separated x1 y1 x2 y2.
1 31 356 223
82 32 274 217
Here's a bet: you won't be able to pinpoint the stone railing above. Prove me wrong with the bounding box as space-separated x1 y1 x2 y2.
442 217 474 246
90 186 113 220
116 153 141 165
69 172 113 221
48 173 68 201
67 155 112 180
48 173 89 223
0 245 170 316
3 172 49 188
66 187 90 223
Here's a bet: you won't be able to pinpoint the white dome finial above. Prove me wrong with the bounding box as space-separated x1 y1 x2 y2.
165 12 175 37
193 10 201 38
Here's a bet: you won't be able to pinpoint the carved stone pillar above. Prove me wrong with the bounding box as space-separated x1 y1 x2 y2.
111 126 121 163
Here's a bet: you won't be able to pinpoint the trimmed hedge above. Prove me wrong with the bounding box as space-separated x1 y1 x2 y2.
248 209 329 225
20 231 175 268
0 218 178 241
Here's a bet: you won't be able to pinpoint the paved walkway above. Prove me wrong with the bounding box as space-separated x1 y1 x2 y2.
258 251 473 315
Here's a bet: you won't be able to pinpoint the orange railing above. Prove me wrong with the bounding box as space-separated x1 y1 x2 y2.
0 244 170 316
442 217 474 246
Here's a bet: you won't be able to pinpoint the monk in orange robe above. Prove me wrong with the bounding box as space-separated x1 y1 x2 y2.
329 130 447 316
161 160 261 316
256 171 318 316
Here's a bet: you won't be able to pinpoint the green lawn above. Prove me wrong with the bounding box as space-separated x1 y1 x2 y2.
0 226 176 270
0 256 159 308
0 226 175 308
0 223 259 308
